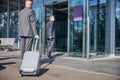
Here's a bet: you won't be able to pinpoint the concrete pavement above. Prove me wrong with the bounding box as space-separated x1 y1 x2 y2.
0 51 120 80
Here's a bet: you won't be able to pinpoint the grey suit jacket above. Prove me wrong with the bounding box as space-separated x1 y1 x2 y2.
18 7 37 37
46 21 55 39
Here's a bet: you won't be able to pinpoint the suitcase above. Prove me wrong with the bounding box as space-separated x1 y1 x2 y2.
20 39 40 76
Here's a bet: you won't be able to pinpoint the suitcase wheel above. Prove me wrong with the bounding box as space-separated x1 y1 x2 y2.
19 70 22 74
36 70 39 77
19 70 24 77
21 74 24 77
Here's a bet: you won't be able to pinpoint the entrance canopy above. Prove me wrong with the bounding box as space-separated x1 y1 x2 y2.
44 1 68 13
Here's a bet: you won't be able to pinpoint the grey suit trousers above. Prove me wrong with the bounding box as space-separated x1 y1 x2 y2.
46 39 55 57
20 37 33 59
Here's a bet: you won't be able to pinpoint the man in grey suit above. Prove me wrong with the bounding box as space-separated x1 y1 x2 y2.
46 15 55 59
18 0 39 59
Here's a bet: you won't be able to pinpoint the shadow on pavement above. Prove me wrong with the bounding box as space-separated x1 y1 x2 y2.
0 65 6 71
40 52 64 65
38 68 49 77
40 52 64 67
0 57 20 61
0 57 11 60
37 53 63 77
52 52 64 58
0 62 16 71
40 58 55 66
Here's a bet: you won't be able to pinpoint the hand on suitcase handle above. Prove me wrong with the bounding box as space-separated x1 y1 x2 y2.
34 35 39 39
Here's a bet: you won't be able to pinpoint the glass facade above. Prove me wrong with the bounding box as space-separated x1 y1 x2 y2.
32 0 43 28
0 0 24 48
68 0 85 57
0 12 7 38
0 0 24 38
32 0 43 51
89 0 107 57
0 0 8 38
9 0 19 38
115 0 120 55
0 0 120 58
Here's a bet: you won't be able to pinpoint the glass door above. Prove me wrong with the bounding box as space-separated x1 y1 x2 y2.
44 1 68 52
44 7 53 53
89 0 107 57
68 0 86 57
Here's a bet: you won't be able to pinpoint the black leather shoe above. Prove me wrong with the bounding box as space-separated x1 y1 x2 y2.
48 55 52 59
47 52 52 59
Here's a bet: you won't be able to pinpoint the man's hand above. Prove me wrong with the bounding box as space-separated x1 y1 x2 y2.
34 35 39 39
49 36 53 40
48 36 54 40
49 36 52 39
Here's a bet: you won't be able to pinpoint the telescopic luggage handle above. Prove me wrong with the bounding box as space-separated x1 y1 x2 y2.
32 39 38 51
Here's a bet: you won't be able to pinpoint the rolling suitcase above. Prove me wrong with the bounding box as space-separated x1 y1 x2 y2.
20 39 40 76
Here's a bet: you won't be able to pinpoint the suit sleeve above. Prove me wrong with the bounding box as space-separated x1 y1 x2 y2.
29 10 37 36
46 22 52 38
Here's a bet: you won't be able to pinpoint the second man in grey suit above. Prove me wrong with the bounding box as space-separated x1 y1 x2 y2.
46 15 55 59
18 0 39 59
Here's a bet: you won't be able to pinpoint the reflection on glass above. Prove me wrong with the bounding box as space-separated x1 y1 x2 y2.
115 0 120 55
44 0 67 4
0 0 25 48
9 0 19 49
44 0 54 4
33 0 43 28
32 0 44 51
10 11 18 38
89 0 106 56
0 12 7 38
9 0 18 38
69 0 84 57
